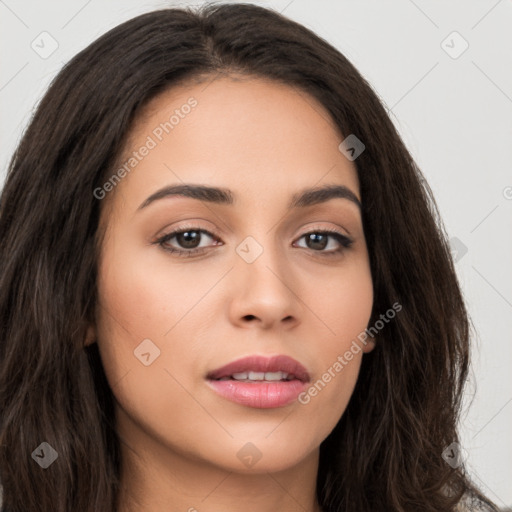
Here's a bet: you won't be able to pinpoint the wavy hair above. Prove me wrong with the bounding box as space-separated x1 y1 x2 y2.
0 3 498 511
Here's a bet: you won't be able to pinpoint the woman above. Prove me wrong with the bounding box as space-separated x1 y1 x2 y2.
0 3 499 511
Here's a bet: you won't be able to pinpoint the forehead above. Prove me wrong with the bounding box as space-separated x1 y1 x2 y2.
106 75 360 214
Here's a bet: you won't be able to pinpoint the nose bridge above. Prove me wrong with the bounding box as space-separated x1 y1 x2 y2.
234 230 285 284
229 230 301 325
232 194 286 269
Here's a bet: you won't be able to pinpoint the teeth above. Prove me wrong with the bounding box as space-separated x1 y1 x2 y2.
232 372 248 380
230 371 291 381
262 371 284 381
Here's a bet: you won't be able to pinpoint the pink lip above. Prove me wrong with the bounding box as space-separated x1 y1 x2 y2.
205 355 310 409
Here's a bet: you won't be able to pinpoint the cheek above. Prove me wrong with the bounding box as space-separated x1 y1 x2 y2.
93 256 207 450
93 239 216 409
296 258 373 425
95 238 198 351
320 268 373 336
93 239 171 394
96 233 222 339
97 250 169 332
308 252 373 352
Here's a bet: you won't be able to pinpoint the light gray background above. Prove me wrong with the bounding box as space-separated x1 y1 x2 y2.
1 0 511 508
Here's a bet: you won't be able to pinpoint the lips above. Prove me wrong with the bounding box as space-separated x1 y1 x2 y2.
205 355 310 409
206 355 310 383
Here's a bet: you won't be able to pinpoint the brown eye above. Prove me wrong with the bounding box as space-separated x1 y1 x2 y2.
294 230 353 256
173 230 202 249
156 227 220 256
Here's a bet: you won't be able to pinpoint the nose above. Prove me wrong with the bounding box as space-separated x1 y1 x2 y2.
227 239 303 330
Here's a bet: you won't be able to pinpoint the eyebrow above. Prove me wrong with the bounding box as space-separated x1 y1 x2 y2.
137 183 362 211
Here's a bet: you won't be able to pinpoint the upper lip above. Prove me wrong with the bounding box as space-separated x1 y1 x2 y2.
206 355 310 382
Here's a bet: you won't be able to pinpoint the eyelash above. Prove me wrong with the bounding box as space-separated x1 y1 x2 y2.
154 225 353 258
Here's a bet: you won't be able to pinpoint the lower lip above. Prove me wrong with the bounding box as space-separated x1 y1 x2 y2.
206 379 308 408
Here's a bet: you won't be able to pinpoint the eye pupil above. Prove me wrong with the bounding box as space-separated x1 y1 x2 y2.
306 233 328 250
177 231 201 248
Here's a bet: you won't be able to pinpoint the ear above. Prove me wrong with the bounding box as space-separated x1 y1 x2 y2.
362 338 376 354
83 323 97 347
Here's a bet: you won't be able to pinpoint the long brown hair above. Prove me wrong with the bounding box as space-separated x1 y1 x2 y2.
0 3 499 511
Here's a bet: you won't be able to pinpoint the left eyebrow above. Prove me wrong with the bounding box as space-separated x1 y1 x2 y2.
289 184 361 210
137 183 362 211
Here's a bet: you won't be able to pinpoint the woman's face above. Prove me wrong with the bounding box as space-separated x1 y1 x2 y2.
89 75 374 474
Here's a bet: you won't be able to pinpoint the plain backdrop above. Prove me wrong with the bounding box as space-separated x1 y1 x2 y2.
1 0 511 508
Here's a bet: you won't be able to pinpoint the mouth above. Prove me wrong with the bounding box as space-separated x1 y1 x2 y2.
206 354 310 383
205 354 310 409
214 370 299 382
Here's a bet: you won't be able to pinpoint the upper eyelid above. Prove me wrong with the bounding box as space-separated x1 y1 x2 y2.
158 226 219 241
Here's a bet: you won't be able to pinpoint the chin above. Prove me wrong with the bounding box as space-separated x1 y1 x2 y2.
195 433 320 474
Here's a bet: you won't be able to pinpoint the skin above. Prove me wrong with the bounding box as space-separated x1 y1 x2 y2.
85 75 375 512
